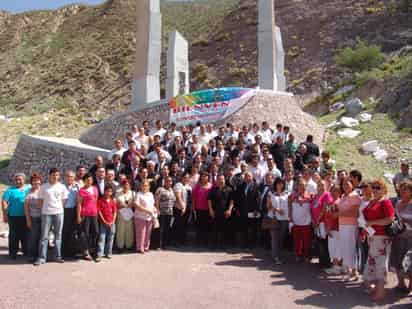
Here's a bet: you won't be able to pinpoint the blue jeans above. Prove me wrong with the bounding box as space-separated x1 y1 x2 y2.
28 217 42 260
39 214 64 261
97 223 116 257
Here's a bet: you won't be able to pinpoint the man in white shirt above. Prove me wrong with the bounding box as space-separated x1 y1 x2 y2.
147 143 172 165
35 168 69 266
303 168 317 195
248 155 265 184
107 139 126 161
272 123 284 144
261 121 273 144
150 120 167 141
198 125 211 146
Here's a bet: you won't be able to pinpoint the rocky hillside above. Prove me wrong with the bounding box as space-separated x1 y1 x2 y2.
0 0 411 120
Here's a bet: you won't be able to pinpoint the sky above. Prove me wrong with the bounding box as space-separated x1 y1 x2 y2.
0 0 105 13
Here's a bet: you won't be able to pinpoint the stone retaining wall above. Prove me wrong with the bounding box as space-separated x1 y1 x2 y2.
80 100 170 149
7 135 110 181
81 91 325 149
216 90 326 144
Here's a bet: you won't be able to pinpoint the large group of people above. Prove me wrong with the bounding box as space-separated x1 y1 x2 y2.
2 119 412 302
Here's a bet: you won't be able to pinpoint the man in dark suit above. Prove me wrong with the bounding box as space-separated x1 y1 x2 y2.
175 149 192 174
303 135 320 163
270 135 288 175
94 167 106 198
105 154 126 182
89 155 105 181
236 172 260 248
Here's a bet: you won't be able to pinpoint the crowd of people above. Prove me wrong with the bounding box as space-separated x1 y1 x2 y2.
2 119 412 302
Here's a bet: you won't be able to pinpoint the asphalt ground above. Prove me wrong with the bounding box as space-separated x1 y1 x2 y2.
0 236 411 309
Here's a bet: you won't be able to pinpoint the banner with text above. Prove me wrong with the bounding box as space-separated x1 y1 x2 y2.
169 87 255 126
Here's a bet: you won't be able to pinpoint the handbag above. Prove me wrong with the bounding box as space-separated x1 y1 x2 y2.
261 217 278 230
385 215 405 237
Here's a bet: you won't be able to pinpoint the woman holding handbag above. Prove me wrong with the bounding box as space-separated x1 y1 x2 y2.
266 177 289 265
115 180 135 252
390 179 412 294
362 179 395 302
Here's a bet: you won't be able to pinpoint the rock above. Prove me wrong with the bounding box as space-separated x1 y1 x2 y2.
329 102 345 113
344 98 363 116
337 128 361 139
335 84 354 96
358 113 372 123
340 116 359 128
0 115 6 121
326 120 340 129
85 117 101 124
362 140 379 154
374 148 388 162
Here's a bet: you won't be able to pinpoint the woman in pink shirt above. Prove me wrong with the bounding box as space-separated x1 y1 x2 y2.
192 171 212 246
338 178 361 281
77 174 99 261
311 180 333 268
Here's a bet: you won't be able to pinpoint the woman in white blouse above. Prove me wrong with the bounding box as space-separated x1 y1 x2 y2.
266 177 290 265
134 180 157 253
115 180 135 252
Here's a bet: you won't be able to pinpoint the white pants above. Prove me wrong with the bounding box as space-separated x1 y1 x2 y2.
339 225 358 269
328 230 340 260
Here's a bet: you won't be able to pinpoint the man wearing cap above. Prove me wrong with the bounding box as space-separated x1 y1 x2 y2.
2 173 31 259
393 160 411 197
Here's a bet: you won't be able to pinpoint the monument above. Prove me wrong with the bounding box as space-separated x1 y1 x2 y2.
166 30 190 100
132 0 162 109
7 0 324 180
258 0 286 91
275 26 286 91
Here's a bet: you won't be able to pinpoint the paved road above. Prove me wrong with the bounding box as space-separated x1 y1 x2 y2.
0 236 410 309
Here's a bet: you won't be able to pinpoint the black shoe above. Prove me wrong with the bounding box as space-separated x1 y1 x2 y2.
55 257 65 263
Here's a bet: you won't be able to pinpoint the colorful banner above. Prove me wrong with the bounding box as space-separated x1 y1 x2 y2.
169 87 255 126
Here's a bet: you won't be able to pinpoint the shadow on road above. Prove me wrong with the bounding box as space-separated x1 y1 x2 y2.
214 249 412 308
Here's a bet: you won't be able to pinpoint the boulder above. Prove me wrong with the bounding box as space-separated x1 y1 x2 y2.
374 148 388 162
337 128 361 139
340 116 359 128
362 140 379 154
344 98 363 116
335 84 354 96
326 120 340 129
329 102 345 113
358 113 372 123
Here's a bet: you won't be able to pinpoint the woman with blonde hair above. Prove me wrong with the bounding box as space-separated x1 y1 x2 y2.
363 179 394 301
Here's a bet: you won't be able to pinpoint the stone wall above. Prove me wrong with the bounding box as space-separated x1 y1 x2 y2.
7 135 110 181
80 100 170 149
217 90 326 144
81 90 325 149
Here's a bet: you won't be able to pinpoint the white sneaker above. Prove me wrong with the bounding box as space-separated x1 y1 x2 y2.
324 265 342 275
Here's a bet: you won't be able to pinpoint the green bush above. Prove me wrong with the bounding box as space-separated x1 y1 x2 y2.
336 40 385 72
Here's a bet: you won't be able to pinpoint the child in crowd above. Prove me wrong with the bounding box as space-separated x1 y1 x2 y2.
96 186 117 262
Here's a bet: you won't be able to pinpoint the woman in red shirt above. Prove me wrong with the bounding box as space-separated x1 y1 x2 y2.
363 179 395 302
77 174 99 261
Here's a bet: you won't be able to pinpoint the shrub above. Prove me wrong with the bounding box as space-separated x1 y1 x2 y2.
335 40 385 72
